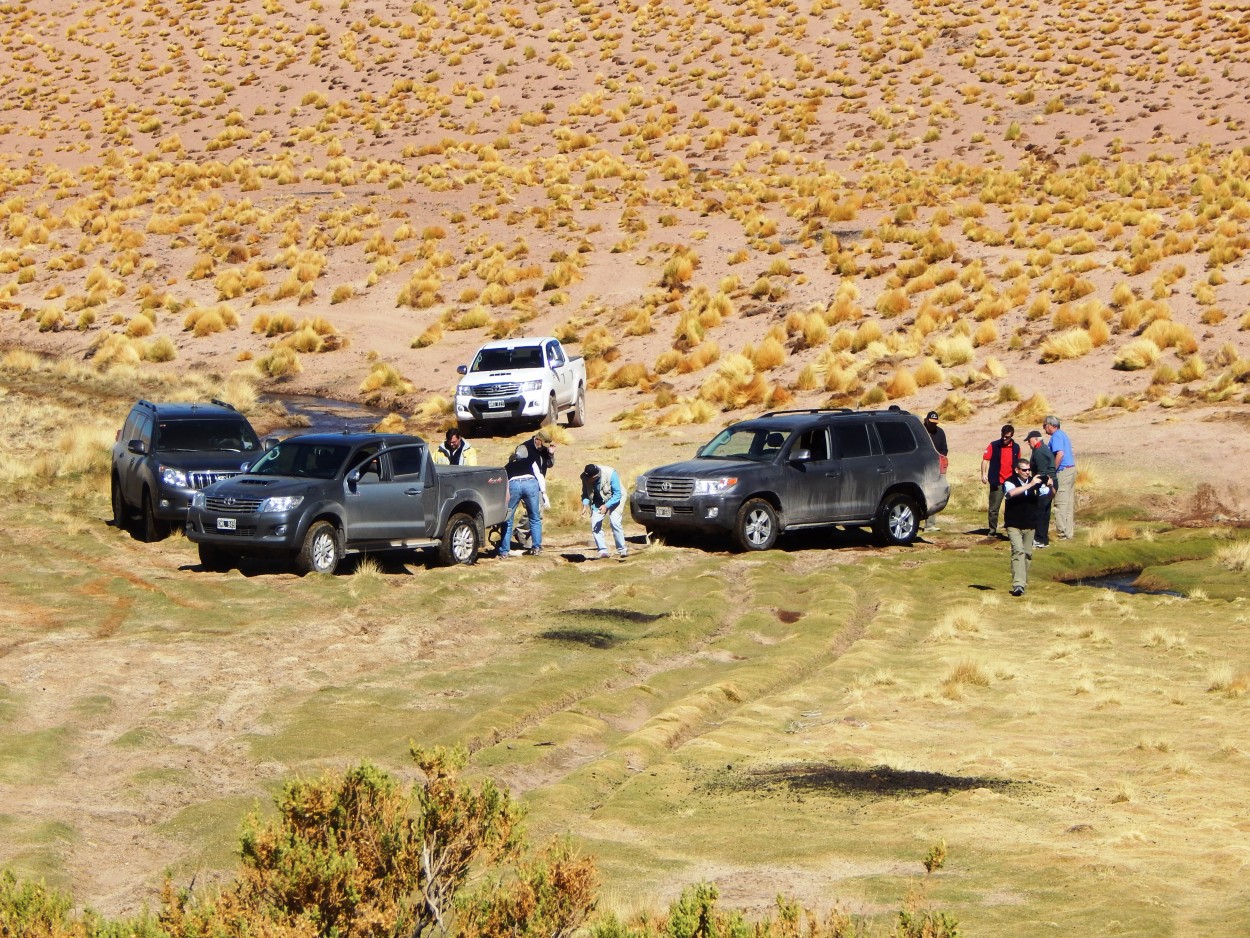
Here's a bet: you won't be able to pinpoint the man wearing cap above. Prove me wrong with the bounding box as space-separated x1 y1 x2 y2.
579 463 627 561
1002 454 1050 596
980 424 1020 537
923 411 948 531
1025 429 1056 547
1044 415 1077 540
499 429 555 558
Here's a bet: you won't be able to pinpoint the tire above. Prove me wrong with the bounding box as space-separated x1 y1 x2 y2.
297 520 342 574
141 489 171 542
198 543 234 572
111 474 129 529
439 512 480 565
543 395 558 427
873 493 920 546
733 498 779 552
566 384 586 428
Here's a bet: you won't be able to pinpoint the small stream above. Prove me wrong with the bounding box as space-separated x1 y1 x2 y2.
259 393 390 436
1066 570 1185 598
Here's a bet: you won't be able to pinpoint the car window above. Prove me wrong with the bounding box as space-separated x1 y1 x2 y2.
875 421 917 455
390 445 426 479
832 424 872 459
252 442 350 479
546 341 565 367
796 427 830 460
699 426 791 461
121 410 141 443
137 414 154 446
156 419 259 452
471 346 544 371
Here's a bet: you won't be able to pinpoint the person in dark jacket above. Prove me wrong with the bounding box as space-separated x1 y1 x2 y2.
1003 455 1050 596
1026 429 1056 547
498 429 554 558
980 424 1020 537
923 410 948 532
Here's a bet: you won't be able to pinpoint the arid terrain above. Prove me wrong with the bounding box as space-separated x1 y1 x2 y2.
1 0 1250 933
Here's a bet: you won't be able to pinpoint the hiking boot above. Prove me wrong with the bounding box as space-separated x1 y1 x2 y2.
1010 586 1024 597
525 547 543 556
597 551 611 560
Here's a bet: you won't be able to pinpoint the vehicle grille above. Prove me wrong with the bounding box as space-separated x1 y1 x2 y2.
644 477 695 498
637 504 695 515
188 470 243 490
214 526 257 536
474 383 520 397
205 495 264 513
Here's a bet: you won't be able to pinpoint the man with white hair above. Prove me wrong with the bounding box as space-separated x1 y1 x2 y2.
1044 415 1076 540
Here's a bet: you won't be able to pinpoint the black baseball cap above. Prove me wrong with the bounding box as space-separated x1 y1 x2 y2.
1025 430 1043 441
925 411 939 421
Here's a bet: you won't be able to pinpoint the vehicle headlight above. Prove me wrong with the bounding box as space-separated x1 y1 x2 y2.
456 384 473 396
159 465 188 487
191 492 206 508
693 477 738 495
633 474 649 494
521 379 544 391
259 495 304 513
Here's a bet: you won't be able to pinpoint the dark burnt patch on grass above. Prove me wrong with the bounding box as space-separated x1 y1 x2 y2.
709 761 1032 800
561 608 668 624
538 628 621 648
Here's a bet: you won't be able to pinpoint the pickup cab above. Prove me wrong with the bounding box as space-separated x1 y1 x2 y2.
185 433 508 573
455 337 586 434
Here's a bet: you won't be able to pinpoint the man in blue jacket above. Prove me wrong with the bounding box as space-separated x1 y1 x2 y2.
580 463 627 561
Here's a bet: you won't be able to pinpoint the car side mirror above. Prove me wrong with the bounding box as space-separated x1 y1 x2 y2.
789 448 812 463
456 364 467 375
262 437 279 451
127 439 148 456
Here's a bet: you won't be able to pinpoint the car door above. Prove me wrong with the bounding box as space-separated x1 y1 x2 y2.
342 444 394 541
124 412 154 505
830 421 890 521
785 427 840 524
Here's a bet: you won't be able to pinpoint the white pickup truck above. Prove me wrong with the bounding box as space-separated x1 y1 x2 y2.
454 337 587 434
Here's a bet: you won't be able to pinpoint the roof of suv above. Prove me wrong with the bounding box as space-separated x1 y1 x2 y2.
730 406 920 431
271 432 425 447
134 399 245 420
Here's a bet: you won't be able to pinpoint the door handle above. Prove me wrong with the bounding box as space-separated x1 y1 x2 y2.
404 488 422 496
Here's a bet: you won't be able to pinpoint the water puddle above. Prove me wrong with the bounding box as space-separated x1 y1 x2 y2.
1066 570 1185 598
259 393 388 436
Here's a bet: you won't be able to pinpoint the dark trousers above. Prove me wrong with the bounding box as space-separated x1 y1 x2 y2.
1035 493 1052 544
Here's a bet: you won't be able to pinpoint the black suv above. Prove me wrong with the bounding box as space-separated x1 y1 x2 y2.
111 399 261 541
630 406 949 551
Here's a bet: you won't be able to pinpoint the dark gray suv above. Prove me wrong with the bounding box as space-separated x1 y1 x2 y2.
111 399 260 541
629 406 949 551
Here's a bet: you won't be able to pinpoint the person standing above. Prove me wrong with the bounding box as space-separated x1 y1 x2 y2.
499 429 554 558
1044 415 1076 540
980 424 1019 537
579 463 627 560
1003 454 1049 596
923 410 948 532
1025 430 1056 547
434 428 477 466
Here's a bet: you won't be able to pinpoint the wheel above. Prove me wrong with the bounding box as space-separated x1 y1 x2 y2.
198 543 234 572
439 512 480 565
141 489 171 542
111 474 129 529
297 520 342 574
733 498 779 551
566 384 586 428
543 395 558 427
873 493 920 546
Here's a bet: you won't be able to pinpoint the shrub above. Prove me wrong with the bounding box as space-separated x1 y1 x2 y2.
1038 328 1092 362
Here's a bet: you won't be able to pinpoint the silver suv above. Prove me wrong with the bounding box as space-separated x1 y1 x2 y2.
630 406 949 551
111 399 260 541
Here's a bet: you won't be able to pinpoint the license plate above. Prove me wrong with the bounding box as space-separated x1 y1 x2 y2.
488 400 504 409
216 517 237 531
655 506 672 518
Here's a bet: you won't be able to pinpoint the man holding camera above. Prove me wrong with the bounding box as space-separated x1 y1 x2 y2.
1003 455 1051 597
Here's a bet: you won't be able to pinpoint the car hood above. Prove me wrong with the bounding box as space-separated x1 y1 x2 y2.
642 458 764 478
203 474 326 497
156 451 258 472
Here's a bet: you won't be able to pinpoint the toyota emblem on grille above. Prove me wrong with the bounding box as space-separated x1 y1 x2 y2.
661 480 672 492
224 497 237 507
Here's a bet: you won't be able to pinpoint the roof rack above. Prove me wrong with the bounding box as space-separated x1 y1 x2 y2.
759 407 856 417
209 398 238 411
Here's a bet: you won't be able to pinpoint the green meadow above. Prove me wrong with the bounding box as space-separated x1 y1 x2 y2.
1 356 1248 936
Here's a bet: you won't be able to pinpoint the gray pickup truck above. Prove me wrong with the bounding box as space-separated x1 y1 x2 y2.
185 432 508 573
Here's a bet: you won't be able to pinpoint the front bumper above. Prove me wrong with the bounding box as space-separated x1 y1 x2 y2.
186 507 301 552
456 393 548 421
629 491 739 533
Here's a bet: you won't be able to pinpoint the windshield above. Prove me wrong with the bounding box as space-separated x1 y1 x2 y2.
470 345 545 372
698 427 791 462
156 419 259 453
248 441 351 479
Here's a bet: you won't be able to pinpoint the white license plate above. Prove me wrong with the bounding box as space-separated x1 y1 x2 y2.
488 400 504 409
655 506 672 518
216 517 237 531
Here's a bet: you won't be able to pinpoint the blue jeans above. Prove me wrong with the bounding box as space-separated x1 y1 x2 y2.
591 503 626 556
502 476 542 553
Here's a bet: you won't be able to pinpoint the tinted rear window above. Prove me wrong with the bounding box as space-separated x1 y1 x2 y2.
876 421 917 455
156 419 258 452
833 424 872 459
